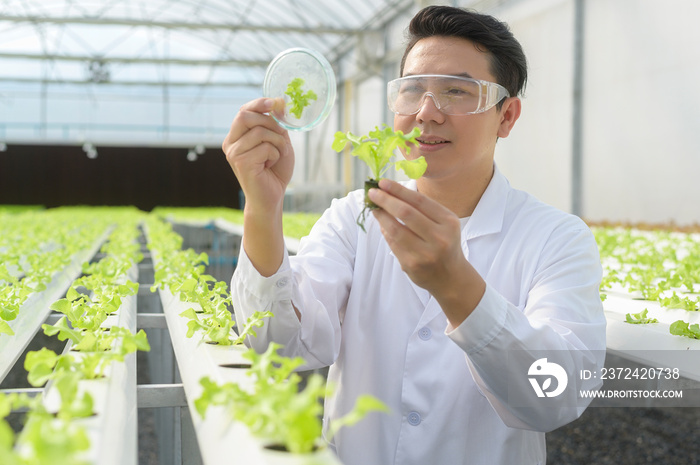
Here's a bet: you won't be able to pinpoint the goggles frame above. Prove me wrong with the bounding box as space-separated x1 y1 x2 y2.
387 74 511 116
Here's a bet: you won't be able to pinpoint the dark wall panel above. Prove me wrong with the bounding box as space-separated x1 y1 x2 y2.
0 144 241 211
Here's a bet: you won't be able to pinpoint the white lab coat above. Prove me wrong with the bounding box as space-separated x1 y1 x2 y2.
231 165 606 465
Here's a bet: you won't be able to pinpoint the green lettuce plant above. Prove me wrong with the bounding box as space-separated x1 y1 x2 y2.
0 209 108 336
594 226 700 312
332 125 426 230
285 77 317 118
195 343 388 454
624 309 658 324
1 391 91 465
42 220 149 354
670 320 700 339
1 209 148 464
146 217 271 345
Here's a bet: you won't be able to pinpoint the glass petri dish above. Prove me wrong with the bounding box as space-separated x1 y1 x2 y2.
263 47 337 131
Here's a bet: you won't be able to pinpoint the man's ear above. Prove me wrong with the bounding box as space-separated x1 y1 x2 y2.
496 97 522 138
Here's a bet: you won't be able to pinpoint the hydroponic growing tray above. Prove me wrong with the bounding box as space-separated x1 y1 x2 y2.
3 209 699 464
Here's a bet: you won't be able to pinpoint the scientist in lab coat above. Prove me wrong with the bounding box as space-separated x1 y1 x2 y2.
222 5 605 465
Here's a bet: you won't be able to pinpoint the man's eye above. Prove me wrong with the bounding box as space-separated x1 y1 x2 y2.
401 85 424 95
444 87 471 96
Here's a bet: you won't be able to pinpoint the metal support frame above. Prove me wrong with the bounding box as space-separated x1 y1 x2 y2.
0 14 359 35
137 384 187 408
571 0 586 217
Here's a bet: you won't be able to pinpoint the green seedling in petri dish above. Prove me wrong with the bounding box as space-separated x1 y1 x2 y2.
285 77 317 118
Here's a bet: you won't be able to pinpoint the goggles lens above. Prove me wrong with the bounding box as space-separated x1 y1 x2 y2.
387 74 510 116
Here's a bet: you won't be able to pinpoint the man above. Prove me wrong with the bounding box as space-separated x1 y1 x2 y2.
223 5 605 465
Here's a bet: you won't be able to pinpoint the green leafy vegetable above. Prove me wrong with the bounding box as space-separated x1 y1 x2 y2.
231 310 274 345
326 394 390 441
285 77 317 118
1 209 149 464
332 125 425 181
659 292 699 312
0 320 12 336
593 226 700 310
195 343 388 454
42 316 83 345
669 320 700 339
4 367 92 464
148 217 269 346
333 125 426 230
1 392 91 465
16 406 91 465
0 207 112 333
624 309 658 324
51 373 95 420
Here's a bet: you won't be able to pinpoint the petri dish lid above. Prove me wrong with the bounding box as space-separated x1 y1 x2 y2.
263 47 337 131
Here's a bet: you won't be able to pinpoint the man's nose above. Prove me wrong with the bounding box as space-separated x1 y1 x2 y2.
415 92 445 124
418 92 441 112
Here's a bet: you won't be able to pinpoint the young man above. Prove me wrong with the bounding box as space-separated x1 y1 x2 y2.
223 6 606 465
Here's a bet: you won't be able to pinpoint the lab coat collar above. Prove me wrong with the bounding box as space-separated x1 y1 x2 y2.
402 164 510 326
404 163 509 241
462 163 509 241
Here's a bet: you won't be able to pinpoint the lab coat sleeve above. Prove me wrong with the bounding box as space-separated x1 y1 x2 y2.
231 195 358 370
446 222 606 432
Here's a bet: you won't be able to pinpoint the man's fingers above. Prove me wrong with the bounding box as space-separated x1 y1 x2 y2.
239 97 285 116
224 98 287 147
371 207 421 246
376 178 448 223
368 185 434 239
232 125 288 159
269 98 286 117
246 141 281 170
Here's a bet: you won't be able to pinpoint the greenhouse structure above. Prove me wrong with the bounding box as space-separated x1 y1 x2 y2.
1 0 699 464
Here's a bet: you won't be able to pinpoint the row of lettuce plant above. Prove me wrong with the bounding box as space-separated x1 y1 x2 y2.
145 216 271 345
1 211 150 464
593 226 700 339
0 208 109 336
195 343 388 455
145 216 387 456
151 207 321 240
40 215 150 353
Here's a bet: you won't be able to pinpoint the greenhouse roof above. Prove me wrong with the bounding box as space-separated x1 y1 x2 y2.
0 0 415 90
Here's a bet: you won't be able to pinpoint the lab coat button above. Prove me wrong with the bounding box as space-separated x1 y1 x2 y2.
407 411 421 426
276 278 288 288
418 327 432 341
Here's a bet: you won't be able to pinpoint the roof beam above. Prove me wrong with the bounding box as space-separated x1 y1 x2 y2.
0 77 262 88
0 51 268 67
0 14 360 35
327 0 414 64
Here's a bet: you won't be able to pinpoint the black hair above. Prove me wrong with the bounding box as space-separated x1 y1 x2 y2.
400 5 528 101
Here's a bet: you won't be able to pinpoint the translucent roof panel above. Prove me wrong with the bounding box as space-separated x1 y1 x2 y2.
0 0 413 88
0 0 414 146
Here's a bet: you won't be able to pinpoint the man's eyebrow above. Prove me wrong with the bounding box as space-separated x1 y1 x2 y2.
453 72 475 79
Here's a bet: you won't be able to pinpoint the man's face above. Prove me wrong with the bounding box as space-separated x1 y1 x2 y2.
394 36 506 182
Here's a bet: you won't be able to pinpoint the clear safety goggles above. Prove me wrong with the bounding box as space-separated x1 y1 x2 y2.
387 74 510 116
